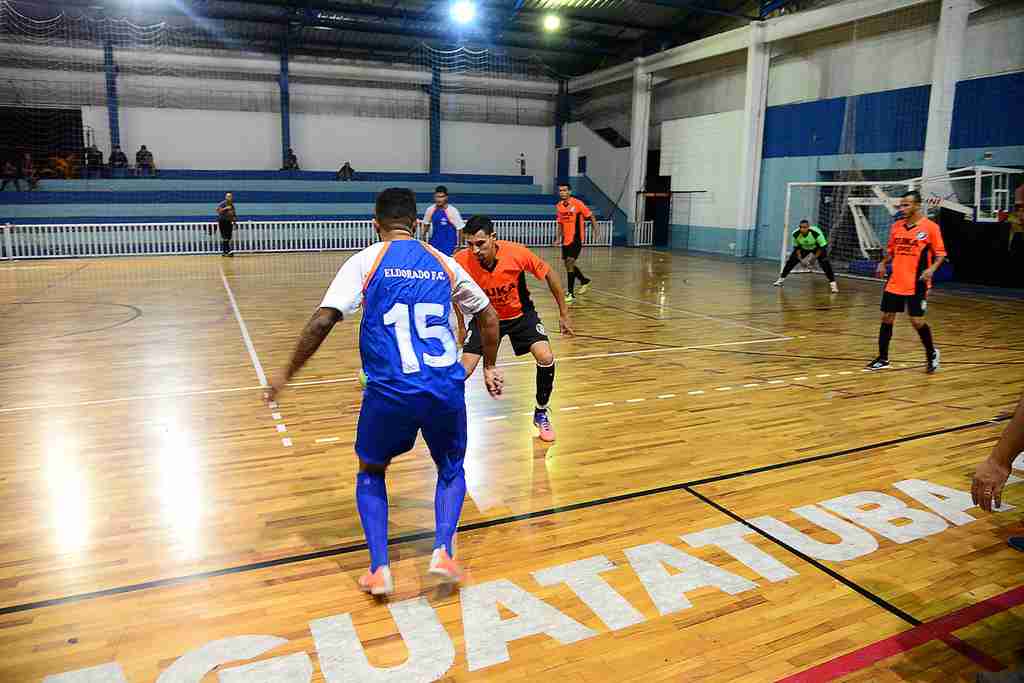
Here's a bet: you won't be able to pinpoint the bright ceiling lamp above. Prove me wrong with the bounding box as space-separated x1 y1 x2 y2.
451 0 476 25
543 14 561 32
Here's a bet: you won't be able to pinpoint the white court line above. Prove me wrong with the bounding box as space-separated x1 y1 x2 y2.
715 387 733 392
688 390 705 395
220 266 267 387
626 398 646 403
561 406 581 412
767 380 785 384
287 377 359 387
0 384 264 414
743 383 760 388
657 394 676 399
0 265 62 270
793 376 808 381
315 437 340 444
816 374 832 378
593 402 615 407
1 337 794 414
495 335 793 367
485 415 508 421
590 288 785 337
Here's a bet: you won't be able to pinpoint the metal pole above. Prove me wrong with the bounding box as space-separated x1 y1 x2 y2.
2 224 13 260
279 38 291 168
103 40 121 149
430 65 441 178
780 182 793 269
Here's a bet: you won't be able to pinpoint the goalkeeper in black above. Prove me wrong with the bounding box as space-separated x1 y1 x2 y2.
773 219 839 293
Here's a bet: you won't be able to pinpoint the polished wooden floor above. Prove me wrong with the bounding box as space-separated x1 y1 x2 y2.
1 248 1022 682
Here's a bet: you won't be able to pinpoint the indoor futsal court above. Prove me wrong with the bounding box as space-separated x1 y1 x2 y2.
1 249 1022 681
2 0 1024 680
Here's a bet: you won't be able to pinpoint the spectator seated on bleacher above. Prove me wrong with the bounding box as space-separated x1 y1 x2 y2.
20 153 38 191
109 145 129 177
336 161 355 181
83 144 104 178
1 160 21 191
135 145 155 176
281 148 300 171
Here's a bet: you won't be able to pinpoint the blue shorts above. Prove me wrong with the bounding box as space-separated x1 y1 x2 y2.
355 388 467 466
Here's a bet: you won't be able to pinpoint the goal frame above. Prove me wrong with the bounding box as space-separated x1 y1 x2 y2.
782 165 1022 274
781 179 913 272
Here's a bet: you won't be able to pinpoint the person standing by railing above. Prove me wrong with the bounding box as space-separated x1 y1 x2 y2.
421 185 465 256
216 192 237 257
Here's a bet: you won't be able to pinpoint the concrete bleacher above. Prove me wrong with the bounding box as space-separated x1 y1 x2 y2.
0 172 558 224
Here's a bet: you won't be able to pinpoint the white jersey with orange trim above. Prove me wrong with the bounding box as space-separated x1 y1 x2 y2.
320 239 489 402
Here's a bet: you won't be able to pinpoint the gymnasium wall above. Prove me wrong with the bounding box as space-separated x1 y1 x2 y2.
650 53 747 150
753 0 1024 260
572 81 633 147
565 121 632 219
441 121 555 194
660 110 747 253
2 44 557 181
637 0 1024 257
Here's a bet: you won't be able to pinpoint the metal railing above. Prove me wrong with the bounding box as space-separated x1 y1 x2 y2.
632 220 654 247
1 219 614 260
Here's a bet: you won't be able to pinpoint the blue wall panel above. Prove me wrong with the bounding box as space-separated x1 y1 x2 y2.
763 85 932 159
854 85 930 154
950 72 1024 150
763 97 846 158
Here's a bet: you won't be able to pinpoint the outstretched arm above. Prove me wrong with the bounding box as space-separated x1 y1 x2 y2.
876 251 893 279
266 307 342 401
474 304 504 397
919 254 946 281
544 270 574 336
972 391 1024 512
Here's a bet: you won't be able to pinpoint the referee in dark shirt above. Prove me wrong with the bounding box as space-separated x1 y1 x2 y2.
216 192 237 257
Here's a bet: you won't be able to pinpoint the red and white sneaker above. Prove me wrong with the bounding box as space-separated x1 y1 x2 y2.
358 565 394 595
533 408 556 442
428 547 465 584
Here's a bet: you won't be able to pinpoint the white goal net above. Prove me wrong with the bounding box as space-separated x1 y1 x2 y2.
782 166 1021 277
783 180 913 276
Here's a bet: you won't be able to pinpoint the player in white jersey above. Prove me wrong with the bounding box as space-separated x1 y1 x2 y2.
267 188 502 595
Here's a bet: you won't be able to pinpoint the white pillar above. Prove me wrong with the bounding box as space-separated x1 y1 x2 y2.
921 0 970 188
628 60 652 227
737 21 769 256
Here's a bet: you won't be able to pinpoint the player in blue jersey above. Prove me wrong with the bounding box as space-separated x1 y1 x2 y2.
266 188 502 596
420 185 465 256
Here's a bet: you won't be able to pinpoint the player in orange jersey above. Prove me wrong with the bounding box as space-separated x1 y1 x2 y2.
554 183 597 303
457 215 574 442
866 190 946 374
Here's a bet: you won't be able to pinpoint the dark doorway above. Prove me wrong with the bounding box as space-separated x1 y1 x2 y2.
645 149 671 247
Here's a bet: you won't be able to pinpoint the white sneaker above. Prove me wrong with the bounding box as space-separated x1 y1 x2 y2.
358 565 394 595
830 281 839 293
772 277 785 287
429 547 465 584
